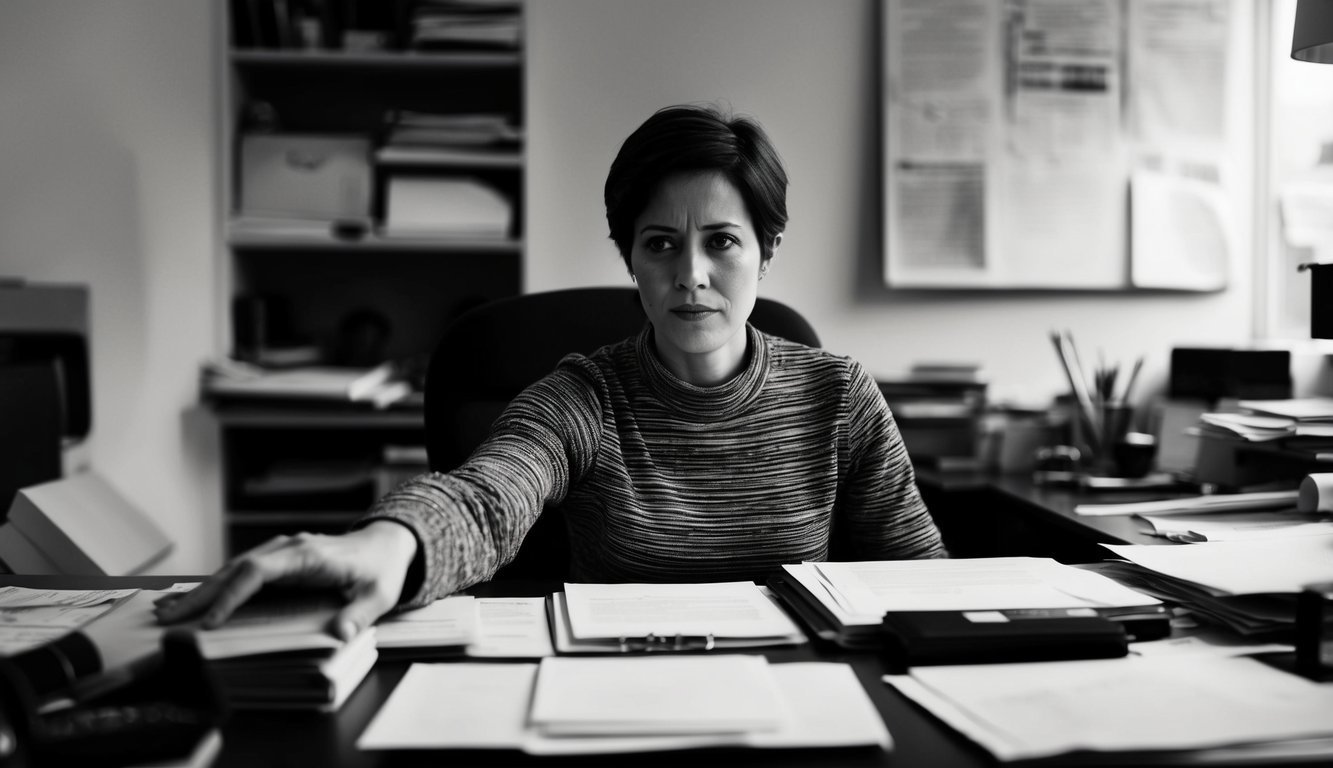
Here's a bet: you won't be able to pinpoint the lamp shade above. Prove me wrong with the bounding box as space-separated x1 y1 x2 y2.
1294 0 1333 63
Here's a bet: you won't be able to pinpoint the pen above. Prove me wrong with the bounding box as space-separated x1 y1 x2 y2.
617 634 717 652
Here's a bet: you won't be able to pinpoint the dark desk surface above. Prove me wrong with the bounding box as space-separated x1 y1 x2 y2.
916 469 1206 561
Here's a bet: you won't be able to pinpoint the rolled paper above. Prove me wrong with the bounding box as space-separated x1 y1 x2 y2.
1296 473 1333 513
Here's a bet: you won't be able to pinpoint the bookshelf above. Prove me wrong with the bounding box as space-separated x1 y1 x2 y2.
216 0 524 555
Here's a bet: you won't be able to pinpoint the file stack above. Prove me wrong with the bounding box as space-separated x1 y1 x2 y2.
178 591 376 712
359 656 891 754
1091 534 1333 639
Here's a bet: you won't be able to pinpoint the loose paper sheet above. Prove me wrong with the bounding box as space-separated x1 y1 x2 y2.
1102 533 1333 594
885 655 1333 761
804 557 1158 624
561 581 800 640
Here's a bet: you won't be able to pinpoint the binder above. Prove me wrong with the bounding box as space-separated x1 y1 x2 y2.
767 566 1170 650
879 609 1129 672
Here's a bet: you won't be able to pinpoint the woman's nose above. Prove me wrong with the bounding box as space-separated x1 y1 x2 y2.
674 242 708 290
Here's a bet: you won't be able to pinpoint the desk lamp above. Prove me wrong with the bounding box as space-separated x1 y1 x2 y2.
1293 1 1333 338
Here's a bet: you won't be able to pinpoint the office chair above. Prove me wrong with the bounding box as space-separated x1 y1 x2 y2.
423 287 820 579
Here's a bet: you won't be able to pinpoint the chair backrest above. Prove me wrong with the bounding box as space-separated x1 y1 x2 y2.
423 286 820 578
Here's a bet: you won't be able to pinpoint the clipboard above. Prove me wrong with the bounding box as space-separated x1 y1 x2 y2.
546 591 805 654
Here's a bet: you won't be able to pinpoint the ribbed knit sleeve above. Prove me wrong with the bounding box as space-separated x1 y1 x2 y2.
360 360 604 607
837 361 948 560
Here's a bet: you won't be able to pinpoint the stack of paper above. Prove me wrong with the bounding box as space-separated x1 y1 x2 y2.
1090 534 1333 638
181 591 376 712
358 656 891 755
201 360 411 409
885 655 1333 762
769 558 1167 649
549 581 806 653
381 177 512 239
1073 489 1299 517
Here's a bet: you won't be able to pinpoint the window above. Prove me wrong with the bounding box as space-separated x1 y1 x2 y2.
1260 0 1333 341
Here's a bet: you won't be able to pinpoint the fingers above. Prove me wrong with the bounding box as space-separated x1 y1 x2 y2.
153 535 304 627
330 586 394 642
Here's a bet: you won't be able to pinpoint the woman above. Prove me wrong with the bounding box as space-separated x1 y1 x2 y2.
156 105 946 640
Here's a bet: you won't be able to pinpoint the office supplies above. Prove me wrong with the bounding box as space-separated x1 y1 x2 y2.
1299 472 1333 512
201 627 376 712
552 581 806 653
1095 534 1333 637
201 360 410 408
1297 581 1333 680
769 558 1168 649
1169 348 1293 402
529 655 786 736
884 654 1333 762
1138 511 1333 543
879 609 1128 671
381 176 512 239
1237 396 1333 421
0 626 224 768
358 660 891 754
466 597 555 658
372 595 476 657
238 134 371 222
1072 489 1298 516
174 589 375 711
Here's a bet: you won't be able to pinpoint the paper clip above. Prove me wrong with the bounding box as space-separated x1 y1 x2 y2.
617 633 716 652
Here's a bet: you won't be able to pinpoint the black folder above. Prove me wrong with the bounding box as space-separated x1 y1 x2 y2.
767 570 1170 651
879 609 1129 672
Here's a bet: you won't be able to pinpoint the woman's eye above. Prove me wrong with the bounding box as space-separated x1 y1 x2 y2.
645 236 674 253
707 234 738 250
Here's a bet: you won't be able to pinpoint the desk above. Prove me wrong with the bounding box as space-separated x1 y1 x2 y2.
1 576 995 768
917 469 1198 562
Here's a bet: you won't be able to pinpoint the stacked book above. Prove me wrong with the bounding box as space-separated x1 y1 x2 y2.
405 1 522 51
178 591 376 712
200 359 413 409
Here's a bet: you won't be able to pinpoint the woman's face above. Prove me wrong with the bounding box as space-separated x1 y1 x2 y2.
630 170 772 386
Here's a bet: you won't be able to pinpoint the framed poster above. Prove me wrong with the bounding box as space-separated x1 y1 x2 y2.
881 0 1239 291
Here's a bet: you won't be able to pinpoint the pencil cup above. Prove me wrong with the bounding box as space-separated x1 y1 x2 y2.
1090 402 1134 477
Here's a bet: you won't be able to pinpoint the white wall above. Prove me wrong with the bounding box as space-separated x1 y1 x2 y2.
0 1 222 572
526 0 1258 406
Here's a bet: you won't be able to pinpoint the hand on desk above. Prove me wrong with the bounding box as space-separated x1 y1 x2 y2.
152 521 419 641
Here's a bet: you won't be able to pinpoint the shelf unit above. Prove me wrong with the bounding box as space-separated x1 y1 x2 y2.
215 0 524 555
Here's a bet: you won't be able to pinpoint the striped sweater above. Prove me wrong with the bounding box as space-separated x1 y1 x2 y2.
363 323 946 607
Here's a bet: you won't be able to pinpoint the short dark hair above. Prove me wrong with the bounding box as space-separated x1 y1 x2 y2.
604 104 788 271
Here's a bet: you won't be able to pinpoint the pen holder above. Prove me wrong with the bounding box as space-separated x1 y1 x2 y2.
1076 402 1144 477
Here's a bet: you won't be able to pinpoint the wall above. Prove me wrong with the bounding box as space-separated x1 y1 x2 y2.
526 0 1258 406
0 1 222 572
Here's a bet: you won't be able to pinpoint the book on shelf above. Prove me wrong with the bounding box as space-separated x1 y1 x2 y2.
407 3 522 50
383 110 523 146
